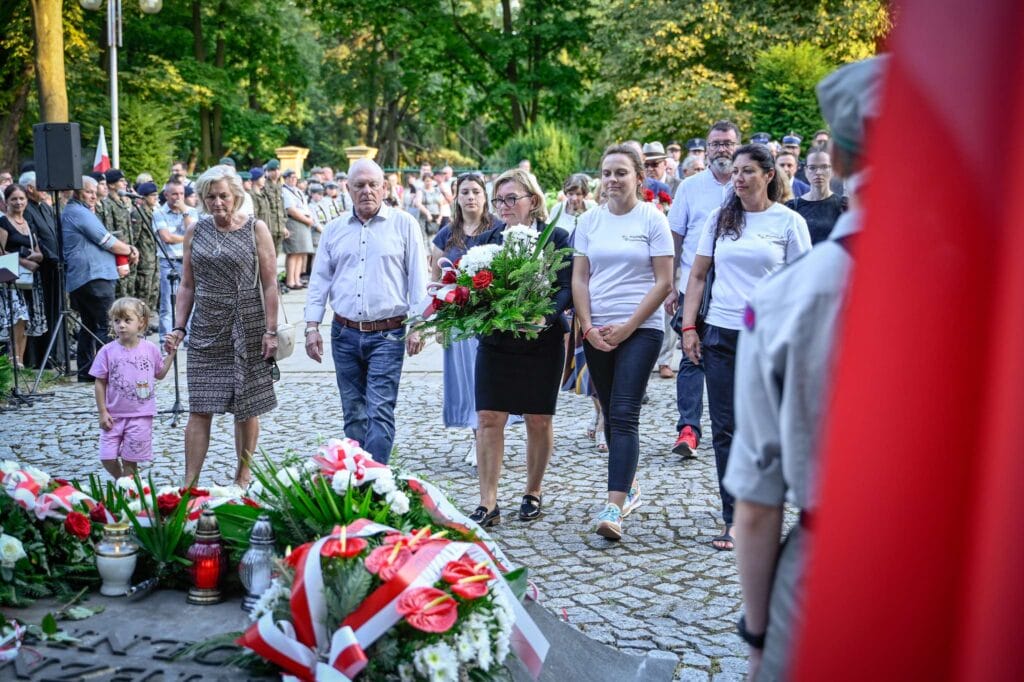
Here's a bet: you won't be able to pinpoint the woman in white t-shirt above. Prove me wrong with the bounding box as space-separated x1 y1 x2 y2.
572 144 675 541
680 144 811 551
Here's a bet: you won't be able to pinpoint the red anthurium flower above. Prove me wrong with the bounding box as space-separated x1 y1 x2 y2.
404 527 449 552
396 587 458 633
320 525 368 559
64 511 92 541
156 492 182 517
441 557 495 600
382 532 406 546
364 544 413 581
55 478 71 487
471 270 494 290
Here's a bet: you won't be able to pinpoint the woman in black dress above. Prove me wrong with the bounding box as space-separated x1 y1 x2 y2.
786 148 847 244
471 168 572 526
0 184 47 368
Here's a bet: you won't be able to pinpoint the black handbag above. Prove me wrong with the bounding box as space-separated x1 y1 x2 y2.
670 229 717 336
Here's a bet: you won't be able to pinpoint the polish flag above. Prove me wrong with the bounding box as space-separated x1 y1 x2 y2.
93 126 110 173
793 1 1023 679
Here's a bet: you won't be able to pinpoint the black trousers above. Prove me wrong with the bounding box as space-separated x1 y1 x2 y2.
702 324 740 525
26 259 66 369
69 279 114 381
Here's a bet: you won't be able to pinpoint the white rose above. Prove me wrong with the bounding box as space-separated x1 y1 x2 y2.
115 477 137 493
386 490 410 515
371 472 396 495
331 470 353 495
0 533 27 567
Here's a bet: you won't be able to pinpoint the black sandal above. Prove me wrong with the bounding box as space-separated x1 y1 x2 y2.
469 505 500 528
518 494 543 521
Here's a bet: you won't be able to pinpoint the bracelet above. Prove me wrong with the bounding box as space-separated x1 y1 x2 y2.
171 327 187 335
737 615 766 650
681 325 698 334
582 326 595 340
264 330 278 336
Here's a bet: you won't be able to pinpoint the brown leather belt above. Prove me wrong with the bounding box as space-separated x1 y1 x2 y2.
334 314 404 332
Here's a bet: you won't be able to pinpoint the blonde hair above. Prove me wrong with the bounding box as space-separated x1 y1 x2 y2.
107 297 151 338
194 164 246 215
492 167 548 222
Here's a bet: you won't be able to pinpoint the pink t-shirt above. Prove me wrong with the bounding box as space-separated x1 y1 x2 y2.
89 339 164 417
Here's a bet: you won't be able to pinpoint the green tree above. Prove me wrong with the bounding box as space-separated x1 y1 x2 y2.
749 43 834 144
495 120 578 191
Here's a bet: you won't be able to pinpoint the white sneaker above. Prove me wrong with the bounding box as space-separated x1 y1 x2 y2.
595 503 623 540
464 443 477 466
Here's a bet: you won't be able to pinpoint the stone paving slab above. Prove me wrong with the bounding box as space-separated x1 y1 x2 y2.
2 291 773 680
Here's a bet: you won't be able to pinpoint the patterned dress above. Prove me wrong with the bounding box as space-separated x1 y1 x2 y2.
186 216 276 420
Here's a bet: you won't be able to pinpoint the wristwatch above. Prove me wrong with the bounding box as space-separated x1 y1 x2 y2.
737 615 766 649
304 326 319 337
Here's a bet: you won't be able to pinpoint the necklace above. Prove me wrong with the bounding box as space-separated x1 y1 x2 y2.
213 222 236 255
7 214 28 232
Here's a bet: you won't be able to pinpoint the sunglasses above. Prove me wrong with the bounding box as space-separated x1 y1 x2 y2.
266 357 280 381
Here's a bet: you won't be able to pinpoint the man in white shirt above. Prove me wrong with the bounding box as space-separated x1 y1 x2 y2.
153 179 198 337
665 120 738 458
303 159 427 464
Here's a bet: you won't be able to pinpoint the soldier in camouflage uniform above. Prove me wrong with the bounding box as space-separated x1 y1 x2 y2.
129 182 161 322
100 169 135 298
248 166 271 228
262 159 288 254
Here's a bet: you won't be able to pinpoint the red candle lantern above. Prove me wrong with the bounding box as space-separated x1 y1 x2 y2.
187 510 227 604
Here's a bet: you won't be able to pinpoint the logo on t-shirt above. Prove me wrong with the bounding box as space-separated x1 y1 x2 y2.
621 234 650 244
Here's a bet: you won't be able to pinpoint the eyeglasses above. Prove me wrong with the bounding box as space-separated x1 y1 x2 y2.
643 161 663 168
491 194 528 209
707 141 737 150
806 165 832 173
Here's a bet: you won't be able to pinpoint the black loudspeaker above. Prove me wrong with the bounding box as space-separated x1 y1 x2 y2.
33 122 83 191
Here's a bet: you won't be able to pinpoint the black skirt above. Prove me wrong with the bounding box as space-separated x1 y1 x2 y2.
475 327 565 415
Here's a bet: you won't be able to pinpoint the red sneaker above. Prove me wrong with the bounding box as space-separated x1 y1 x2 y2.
672 426 698 458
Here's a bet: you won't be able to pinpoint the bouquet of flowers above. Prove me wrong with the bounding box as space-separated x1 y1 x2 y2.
236 520 545 681
408 215 571 346
644 187 673 214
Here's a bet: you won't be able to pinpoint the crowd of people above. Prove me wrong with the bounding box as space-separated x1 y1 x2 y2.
0 54 877 679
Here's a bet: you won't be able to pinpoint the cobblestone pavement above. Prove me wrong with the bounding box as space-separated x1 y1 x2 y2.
3 331 755 681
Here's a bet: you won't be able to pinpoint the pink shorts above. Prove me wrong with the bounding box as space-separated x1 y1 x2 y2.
99 416 154 462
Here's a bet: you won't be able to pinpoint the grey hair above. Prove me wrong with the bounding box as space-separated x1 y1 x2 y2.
681 155 704 173
80 176 97 189
18 171 36 187
348 158 384 181
194 164 246 214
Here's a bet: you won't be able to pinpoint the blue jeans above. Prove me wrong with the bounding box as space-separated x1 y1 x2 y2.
331 321 406 464
675 292 705 437
158 258 183 337
702 324 739 525
584 328 663 493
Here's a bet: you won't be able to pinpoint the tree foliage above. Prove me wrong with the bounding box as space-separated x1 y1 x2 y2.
749 43 835 144
0 0 891 175
495 121 578 191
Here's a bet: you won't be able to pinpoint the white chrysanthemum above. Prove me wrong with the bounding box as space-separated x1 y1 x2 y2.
472 628 493 672
386 489 410 515
331 470 353 495
495 631 511 664
371 471 396 495
249 578 288 622
502 224 539 244
460 244 501 276
0 460 21 475
275 466 301 487
455 629 477 663
413 642 458 681
0 533 27 567
397 662 416 682
209 484 244 499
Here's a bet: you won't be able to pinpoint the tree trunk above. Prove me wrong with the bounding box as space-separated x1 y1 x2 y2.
500 0 524 132
192 1 213 166
29 0 68 122
211 6 226 157
0 63 33 170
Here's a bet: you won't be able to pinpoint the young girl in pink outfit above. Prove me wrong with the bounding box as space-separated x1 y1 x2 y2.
90 298 176 478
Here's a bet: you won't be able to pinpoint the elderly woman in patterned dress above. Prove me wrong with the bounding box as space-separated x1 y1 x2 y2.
164 165 279 487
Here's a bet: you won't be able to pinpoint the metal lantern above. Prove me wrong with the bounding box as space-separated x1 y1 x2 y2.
79 0 103 10
239 514 277 612
94 522 139 596
186 510 228 605
139 0 162 14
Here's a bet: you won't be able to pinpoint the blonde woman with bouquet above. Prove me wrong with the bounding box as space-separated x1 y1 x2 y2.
469 168 572 527
572 145 674 540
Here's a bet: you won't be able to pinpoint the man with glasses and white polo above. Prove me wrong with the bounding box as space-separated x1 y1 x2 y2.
665 120 739 459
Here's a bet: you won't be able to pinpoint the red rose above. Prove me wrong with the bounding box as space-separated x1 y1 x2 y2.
441 270 457 284
89 503 109 523
452 286 470 305
157 492 182 517
64 511 91 541
643 188 655 201
658 191 672 205
471 269 494 290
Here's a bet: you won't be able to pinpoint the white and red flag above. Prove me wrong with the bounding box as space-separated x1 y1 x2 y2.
92 126 110 173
